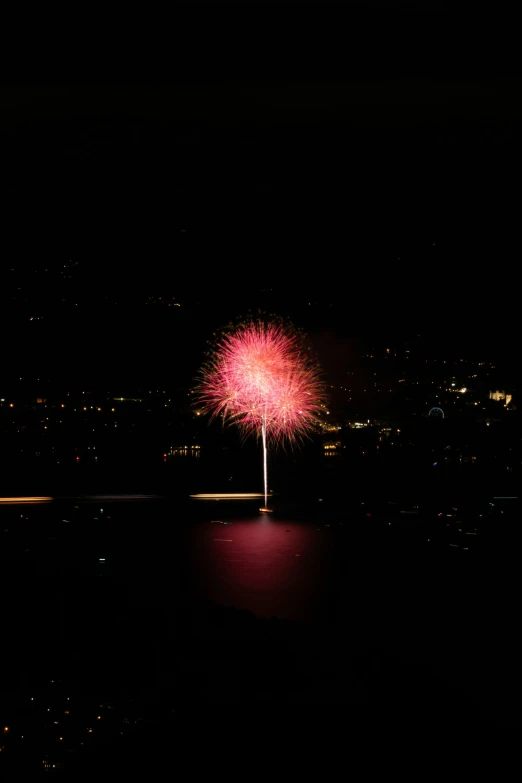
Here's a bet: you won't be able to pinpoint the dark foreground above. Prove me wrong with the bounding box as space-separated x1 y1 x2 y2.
0 490 520 772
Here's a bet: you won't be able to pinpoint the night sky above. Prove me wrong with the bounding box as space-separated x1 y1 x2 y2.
3 75 522 762
1 80 519 378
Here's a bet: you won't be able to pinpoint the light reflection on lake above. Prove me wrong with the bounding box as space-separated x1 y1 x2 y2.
188 514 332 622
0 498 333 625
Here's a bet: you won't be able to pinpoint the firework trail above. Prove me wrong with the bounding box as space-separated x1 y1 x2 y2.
195 320 324 508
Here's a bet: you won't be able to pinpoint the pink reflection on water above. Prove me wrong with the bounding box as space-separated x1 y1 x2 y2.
189 516 332 622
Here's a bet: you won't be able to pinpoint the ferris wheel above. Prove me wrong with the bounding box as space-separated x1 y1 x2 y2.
428 406 444 418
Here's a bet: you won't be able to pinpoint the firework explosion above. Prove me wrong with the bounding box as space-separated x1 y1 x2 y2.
195 320 325 508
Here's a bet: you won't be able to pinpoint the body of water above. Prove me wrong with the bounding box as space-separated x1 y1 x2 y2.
1 489 521 759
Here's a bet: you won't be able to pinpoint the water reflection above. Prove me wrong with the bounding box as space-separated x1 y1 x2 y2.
190 493 265 501
189 515 331 622
0 496 53 505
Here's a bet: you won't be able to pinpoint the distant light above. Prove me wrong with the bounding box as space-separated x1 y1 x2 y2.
0 497 52 504
190 493 264 500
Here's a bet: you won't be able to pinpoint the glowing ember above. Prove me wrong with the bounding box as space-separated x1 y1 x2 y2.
195 320 324 507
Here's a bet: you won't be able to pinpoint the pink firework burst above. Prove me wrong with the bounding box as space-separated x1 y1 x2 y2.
195 320 325 508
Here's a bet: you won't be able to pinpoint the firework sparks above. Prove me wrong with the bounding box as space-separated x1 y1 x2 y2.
195 320 325 507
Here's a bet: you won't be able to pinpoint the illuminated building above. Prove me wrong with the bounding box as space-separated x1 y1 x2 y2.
323 440 341 451
489 390 512 406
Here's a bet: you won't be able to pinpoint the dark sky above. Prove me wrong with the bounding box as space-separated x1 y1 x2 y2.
1 80 519 329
